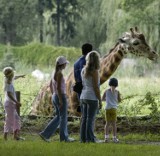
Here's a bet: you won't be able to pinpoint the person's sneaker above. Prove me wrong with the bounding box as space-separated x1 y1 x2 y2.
95 139 104 143
16 137 25 141
112 138 119 143
104 138 110 143
14 137 25 141
39 133 50 142
65 137 75 142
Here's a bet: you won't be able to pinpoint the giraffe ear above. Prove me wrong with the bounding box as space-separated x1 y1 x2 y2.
130 28 135 38
135 26 138 32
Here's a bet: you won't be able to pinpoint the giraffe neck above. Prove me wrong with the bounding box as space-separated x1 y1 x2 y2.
100 44 127 84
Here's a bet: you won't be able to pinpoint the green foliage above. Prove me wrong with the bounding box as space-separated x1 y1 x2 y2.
0 44 17 70
0 43 81 69
0 0 39 45
101 77 160 120
0 0 159 54
72 0 107 48
100 0 160 54
139 92 160 121
121 0 152 12
0 52 16 70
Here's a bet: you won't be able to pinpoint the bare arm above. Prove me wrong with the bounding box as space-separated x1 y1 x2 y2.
56 71 63 108
49 79 54 94
102 90 106 101
92 70 102 109
7 92 21 107
118 91 122 103
14 75 25 80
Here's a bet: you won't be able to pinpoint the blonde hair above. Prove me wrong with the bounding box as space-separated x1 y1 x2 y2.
83 51 100 77
3 67 14 77
3 67 14 91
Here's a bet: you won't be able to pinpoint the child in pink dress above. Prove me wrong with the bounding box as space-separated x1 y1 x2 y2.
3 67 25 140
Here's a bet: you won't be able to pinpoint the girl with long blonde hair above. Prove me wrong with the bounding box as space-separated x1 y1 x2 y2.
80 51 102 143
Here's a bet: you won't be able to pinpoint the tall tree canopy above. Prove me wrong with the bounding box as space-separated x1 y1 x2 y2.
0 0 159 54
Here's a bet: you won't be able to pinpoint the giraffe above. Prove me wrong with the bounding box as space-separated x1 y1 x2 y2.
30 27 158 116
66 27 158 116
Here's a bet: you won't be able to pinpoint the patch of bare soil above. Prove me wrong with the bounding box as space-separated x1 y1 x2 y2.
16 115 160 134
95 116 160 134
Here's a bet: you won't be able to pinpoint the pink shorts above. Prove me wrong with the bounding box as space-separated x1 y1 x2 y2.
4 101 21 133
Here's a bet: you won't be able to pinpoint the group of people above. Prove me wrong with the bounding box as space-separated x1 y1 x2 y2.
2 43 121 143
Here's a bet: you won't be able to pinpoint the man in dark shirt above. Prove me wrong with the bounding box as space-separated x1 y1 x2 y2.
73 43 93 112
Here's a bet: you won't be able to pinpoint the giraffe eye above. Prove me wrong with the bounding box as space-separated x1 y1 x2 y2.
132 41 140 46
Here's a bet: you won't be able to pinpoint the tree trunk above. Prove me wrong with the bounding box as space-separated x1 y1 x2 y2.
56 0 60 45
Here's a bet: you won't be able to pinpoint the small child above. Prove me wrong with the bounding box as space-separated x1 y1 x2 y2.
102 78 121 143
3 67 25 140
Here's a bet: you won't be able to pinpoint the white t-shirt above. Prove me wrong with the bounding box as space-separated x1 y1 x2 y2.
105 89 119 110
80 69 99 101
4 80 17 105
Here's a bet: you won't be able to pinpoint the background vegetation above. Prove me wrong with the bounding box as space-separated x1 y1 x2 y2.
0 1 160 154
0 0 160 118
0 0 159 51
0 0 159 72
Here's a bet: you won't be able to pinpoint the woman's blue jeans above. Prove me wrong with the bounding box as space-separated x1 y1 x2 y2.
80 99 98 142
40 94 69 141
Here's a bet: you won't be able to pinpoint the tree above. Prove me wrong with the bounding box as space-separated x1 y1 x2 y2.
0 44 16 70
71 0 107 49
121 0 160 52
0 0 39 45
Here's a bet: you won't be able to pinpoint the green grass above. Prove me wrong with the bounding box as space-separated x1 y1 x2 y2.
0 133 160 156
0 43 81 69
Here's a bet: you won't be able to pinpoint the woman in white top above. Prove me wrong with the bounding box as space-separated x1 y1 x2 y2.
80 51 102 143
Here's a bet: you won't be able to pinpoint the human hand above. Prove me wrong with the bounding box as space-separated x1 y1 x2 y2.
99 100 102 110
21 75 26 78
16 102 21 107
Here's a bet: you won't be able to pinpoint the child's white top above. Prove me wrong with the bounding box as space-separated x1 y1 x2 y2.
4 80 17 105
105 89 119 110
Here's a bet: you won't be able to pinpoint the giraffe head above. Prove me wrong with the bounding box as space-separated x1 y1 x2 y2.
118 27 158 61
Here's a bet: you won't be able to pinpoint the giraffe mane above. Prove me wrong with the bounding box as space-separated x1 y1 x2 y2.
102 42 120 59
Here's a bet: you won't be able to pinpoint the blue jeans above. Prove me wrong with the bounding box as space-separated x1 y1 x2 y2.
80 99 98 142
40 94 69 141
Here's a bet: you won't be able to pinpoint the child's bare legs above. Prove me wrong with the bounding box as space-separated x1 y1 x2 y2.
105 122 110 135
13 129 20 140
104 121 111 142
111 121 117 137
111 121 119 142
4 132 8 140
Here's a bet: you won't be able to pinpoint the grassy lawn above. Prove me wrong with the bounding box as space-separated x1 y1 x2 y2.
0 133 160 156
